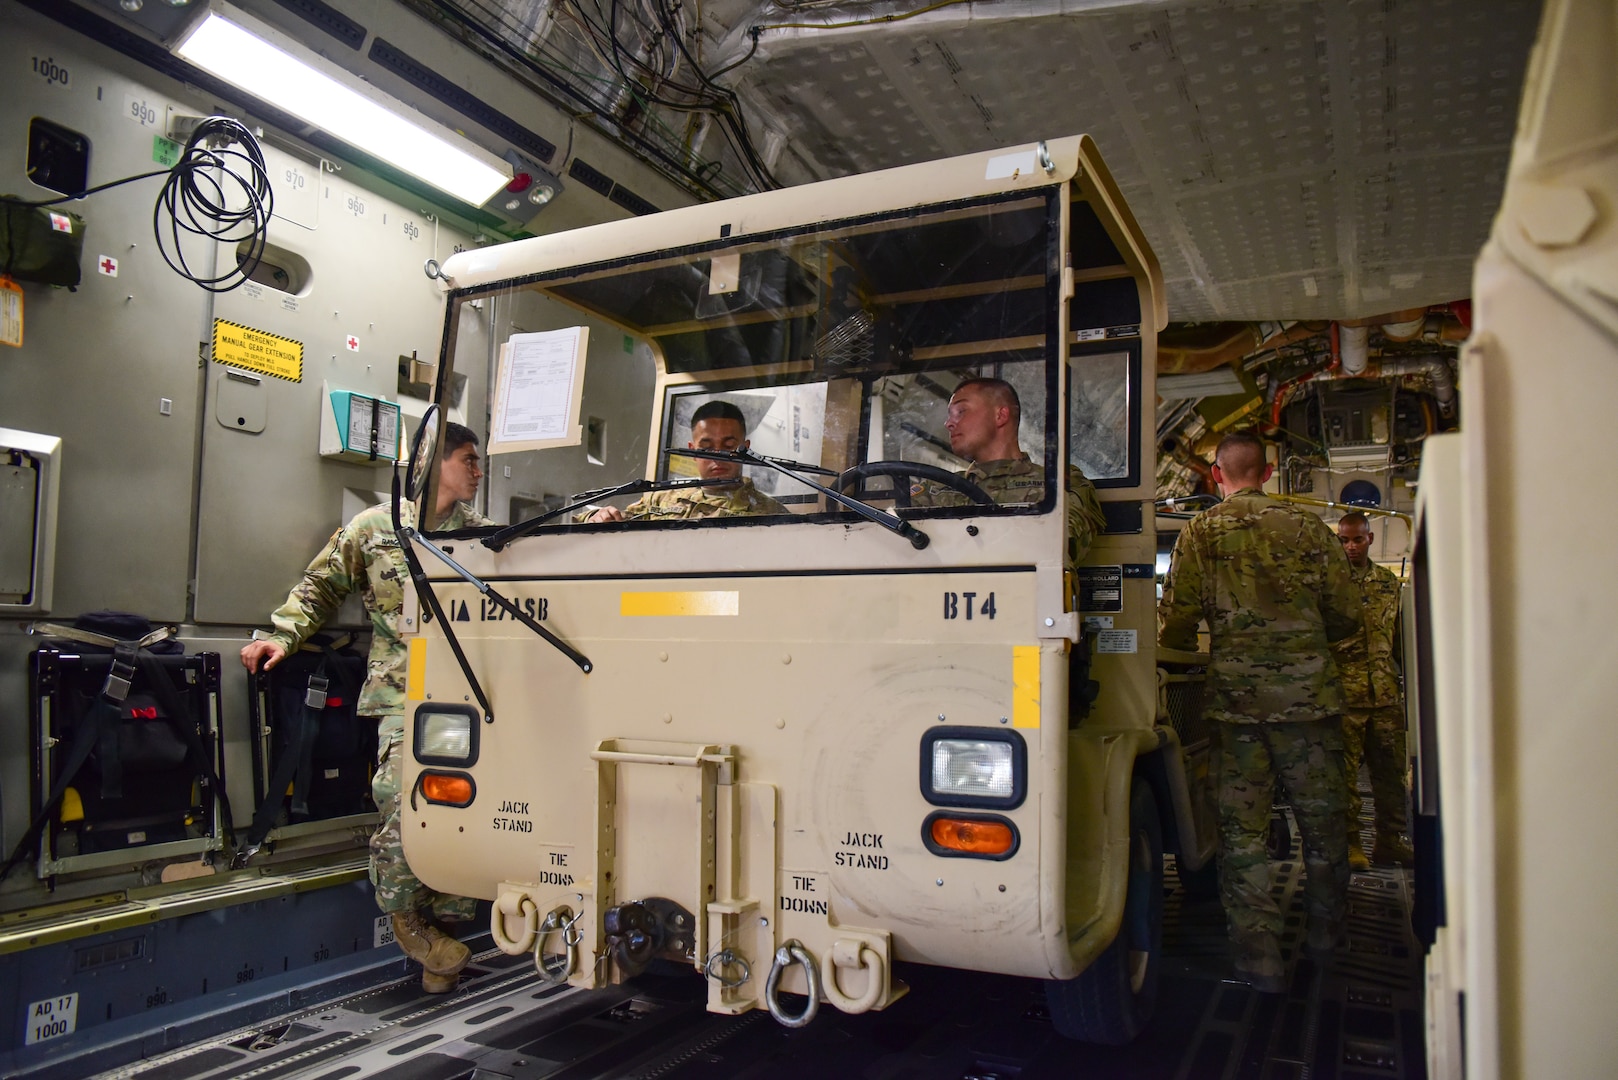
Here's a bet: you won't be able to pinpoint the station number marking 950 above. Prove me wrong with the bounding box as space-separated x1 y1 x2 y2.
943 591 996 620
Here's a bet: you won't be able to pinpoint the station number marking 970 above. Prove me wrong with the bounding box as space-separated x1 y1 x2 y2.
943 591 996 620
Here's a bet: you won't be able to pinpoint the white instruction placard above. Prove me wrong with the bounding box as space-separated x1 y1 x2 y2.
1096 629 1138 654
489 327 589 454
25 993 78 1046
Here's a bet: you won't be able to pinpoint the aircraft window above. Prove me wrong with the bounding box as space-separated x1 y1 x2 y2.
1070 350 1133 484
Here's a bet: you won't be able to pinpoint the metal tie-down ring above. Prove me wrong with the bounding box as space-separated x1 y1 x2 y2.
764 939 821 1028
533 906 580 984
703 948 752 989
491 892 539 955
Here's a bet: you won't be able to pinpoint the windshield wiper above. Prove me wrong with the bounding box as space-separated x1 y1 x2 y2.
390 476 592 726
483 476 713 552
668 448 931 550
407 533 593 679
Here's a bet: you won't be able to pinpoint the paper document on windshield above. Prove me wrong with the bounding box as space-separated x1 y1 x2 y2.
488 327 589 454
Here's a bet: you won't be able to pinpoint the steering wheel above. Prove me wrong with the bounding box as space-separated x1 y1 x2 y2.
836 461 994 508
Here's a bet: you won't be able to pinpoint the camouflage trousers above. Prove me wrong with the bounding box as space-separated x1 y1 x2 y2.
370 715 479 920
1342 705 1409 845
1216 719 1349 949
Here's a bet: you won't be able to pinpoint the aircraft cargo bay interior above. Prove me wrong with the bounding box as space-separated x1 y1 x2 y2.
0 1 1611 1077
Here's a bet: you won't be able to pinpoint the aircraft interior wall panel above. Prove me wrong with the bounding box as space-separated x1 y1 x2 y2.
0 874 383 1062
191 158 474 626
0 13 212 620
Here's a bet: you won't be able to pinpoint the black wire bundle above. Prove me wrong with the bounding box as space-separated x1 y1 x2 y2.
431 0 776 194
153 116 274 293
1 115 273 293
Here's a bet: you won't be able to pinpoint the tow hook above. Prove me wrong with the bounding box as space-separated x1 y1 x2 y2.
603 901 657 977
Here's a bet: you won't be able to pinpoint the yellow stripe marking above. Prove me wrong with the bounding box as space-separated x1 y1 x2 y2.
621 590 739 617
407 637 427 700
1012 645 1041 729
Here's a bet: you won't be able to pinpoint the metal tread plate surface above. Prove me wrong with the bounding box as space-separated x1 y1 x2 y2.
61 807 1423 1080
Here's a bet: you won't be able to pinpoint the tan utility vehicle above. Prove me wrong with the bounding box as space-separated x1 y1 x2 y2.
397 136 1217 1044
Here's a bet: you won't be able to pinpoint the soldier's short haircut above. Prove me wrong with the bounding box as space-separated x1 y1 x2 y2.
954 377 1021 426
691 400 747 431
1214 430 1267 479
441 422 479 458
1338 511 1371 529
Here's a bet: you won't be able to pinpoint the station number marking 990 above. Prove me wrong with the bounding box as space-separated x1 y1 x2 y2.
943 591 996 620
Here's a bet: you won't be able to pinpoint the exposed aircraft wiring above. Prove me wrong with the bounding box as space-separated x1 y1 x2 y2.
430 0 776 192
754 0 977 33
2 116 271 293
414 0 747 199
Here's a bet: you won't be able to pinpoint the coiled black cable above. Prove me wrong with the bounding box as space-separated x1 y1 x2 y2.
2 115 273 293
153 116 273 293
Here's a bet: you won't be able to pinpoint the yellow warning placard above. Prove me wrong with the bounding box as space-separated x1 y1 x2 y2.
212 318 303 381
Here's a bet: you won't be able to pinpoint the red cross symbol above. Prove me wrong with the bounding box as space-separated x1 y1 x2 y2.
346 335 360 351
97 255 118 276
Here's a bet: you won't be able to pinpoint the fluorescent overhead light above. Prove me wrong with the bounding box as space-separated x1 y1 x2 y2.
175 10 510 206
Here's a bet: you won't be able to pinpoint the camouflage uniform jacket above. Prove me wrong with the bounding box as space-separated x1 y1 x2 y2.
620 478 788 520
912 456 1106 566
265 500 489 717
1157 487 1361 723
1331 560 1403 708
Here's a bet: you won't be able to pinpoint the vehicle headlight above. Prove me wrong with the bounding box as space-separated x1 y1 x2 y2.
933 740 1014 798
919 728 1026 809
414 705 480 766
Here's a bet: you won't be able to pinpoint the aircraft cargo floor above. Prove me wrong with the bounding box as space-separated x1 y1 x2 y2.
61 810 1425 1080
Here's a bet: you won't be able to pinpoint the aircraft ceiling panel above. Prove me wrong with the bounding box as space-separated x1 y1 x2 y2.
744 42 946 174
367 0 1539 322
1177 175 1339 284
1351 154 1510 267
1124 187 1197 282
1345 0 1538 158
1215 271 1349 324
709 0 1539 322
1093 4 1335 188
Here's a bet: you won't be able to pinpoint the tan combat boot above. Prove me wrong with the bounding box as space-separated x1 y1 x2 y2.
1372 835 1414 867
1348 840 1370 873
391 911 470 993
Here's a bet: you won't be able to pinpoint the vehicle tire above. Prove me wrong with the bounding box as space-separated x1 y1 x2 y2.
1045 780 1164 1044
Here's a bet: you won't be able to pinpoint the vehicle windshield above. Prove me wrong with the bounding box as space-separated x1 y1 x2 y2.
420 188 1135 535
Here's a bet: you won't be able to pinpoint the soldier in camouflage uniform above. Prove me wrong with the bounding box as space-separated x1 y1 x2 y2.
242 423 490 993
1333 512 1412 869
1158 431 1361 992
586 401 789 522
909 378 1106 567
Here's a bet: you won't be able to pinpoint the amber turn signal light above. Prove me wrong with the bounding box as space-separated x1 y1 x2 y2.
929 815 1015 855
421 772 474 805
